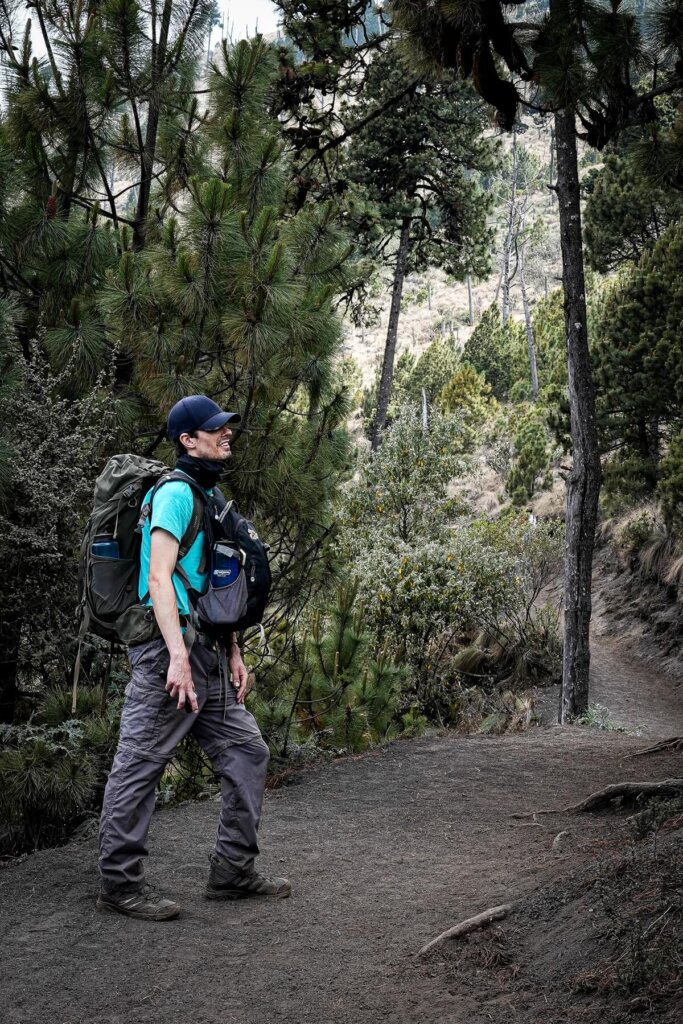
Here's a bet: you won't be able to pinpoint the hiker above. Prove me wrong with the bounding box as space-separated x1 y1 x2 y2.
97 395 290 920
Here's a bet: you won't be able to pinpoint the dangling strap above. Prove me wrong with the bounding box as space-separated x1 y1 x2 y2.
71 607 90 714
256 623 270 657
218 642 230 722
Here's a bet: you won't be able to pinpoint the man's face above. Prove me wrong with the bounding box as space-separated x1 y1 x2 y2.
181 423 233 460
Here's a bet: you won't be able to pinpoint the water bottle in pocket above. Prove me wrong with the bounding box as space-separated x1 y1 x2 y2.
196 542 248 630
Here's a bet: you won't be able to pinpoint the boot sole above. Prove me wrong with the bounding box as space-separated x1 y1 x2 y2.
96 897 180 921
205 887 291 901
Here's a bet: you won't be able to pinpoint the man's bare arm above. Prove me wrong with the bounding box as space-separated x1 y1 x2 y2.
148 528 199 713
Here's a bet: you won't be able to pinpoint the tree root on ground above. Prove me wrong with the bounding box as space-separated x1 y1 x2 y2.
418 903 514 956
564 779 683 812
628 737 683 757
511 779 683 818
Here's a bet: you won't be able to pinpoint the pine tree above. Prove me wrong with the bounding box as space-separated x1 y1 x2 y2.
584 151 683 272
462 304 526 400
407 335 460 405
342 48 496 448
594 219 683 504
0 0 214 364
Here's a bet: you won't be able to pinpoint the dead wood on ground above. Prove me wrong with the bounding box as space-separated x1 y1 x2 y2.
418 903 514 956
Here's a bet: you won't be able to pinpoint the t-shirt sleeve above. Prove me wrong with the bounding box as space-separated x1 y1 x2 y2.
149 481 194 543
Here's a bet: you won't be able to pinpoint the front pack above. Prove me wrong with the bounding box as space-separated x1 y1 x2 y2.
195 492 273 638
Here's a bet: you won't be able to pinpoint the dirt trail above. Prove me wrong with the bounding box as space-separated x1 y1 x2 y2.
2 640 682 1024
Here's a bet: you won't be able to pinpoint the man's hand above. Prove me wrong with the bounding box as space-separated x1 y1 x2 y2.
165 652 199 713
229 647 250 704
148 528 198 714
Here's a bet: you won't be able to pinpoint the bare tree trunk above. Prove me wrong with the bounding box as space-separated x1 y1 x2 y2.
133 0 173 251
0 616 21 723
501 132 518 325
372 215 412 450
421 388 429 435
554 108 601 722
519 240 538 400
467 272 474 325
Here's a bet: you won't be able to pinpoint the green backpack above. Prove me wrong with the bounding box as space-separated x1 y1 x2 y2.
73 454 206 708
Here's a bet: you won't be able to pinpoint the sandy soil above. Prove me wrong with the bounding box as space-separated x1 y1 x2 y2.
2 624 682 1024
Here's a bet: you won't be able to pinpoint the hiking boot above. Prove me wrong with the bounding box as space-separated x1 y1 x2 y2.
96 883 180 921
205 856 291 901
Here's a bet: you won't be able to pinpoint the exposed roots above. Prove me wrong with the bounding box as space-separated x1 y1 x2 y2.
418 903 515 956
629 737 683 757
564 779 683 813
511 779 683 818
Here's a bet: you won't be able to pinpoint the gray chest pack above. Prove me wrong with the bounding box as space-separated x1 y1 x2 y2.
74 453 272 710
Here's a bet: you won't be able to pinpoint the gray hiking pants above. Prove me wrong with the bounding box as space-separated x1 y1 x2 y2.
98 637 269 891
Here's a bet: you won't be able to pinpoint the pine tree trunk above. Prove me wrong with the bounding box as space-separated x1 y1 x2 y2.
372 215 412 450
501 133 518 326
555 107 601 722
519 242 539 400
467 272 474 325
548 124 556 208
0 617 21 723
133 0 173 251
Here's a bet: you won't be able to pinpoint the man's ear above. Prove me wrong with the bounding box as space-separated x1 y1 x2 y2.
179 432 196 450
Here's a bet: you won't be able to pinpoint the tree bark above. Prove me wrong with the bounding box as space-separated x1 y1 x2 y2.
0 617 21 723
467 272 474 325
372 215 412 450
133 0 173 251
554 108 601 722
501 132 518 326
519 240 539 400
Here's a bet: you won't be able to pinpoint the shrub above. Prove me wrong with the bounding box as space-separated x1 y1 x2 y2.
505 404 555 505
462 303 526 399
341 404 470 547
439 362 498 444
0 725 99 852
251 582 412 756
407 335 460 403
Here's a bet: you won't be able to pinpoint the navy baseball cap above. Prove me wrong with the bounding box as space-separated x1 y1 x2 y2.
166 395 241 441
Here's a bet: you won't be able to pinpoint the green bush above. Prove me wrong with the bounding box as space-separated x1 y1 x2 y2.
251 582 412 757
505 405 555 505
659 430 683 534
342 404 470 546
439 363 498 445
407 335 460 402
0 725 99 852
462 303 526 399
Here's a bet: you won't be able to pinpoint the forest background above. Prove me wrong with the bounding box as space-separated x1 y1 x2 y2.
0 0 682 859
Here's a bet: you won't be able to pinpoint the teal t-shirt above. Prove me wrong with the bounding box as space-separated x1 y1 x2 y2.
138 480 210 617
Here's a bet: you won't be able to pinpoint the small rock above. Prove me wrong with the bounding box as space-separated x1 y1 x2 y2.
552 829 574 852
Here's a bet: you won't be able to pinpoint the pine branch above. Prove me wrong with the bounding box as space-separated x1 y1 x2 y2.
35 3 65 98
294 77 422 179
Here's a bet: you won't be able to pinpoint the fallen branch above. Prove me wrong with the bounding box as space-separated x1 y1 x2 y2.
629 737 683 757
511 779 683 818
565 779 683 813
418 903 514 956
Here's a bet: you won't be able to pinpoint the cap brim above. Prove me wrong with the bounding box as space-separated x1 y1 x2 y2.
200 410 241 431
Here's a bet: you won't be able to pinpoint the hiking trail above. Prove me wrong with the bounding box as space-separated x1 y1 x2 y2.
2 625 682 1024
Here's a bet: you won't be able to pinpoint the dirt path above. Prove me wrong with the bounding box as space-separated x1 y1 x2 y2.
2 643 682 1024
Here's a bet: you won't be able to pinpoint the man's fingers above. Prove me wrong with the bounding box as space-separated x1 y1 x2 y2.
188 687 199 713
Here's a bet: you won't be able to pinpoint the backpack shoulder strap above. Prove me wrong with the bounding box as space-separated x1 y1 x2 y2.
143 471 211 580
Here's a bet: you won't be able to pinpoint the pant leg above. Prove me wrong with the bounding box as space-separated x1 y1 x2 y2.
190 647 270 869
98 638 205 890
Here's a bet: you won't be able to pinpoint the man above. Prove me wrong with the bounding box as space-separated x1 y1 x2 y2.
97 395 290 920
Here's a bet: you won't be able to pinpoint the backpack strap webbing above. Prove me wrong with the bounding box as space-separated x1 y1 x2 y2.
138 471 211 602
